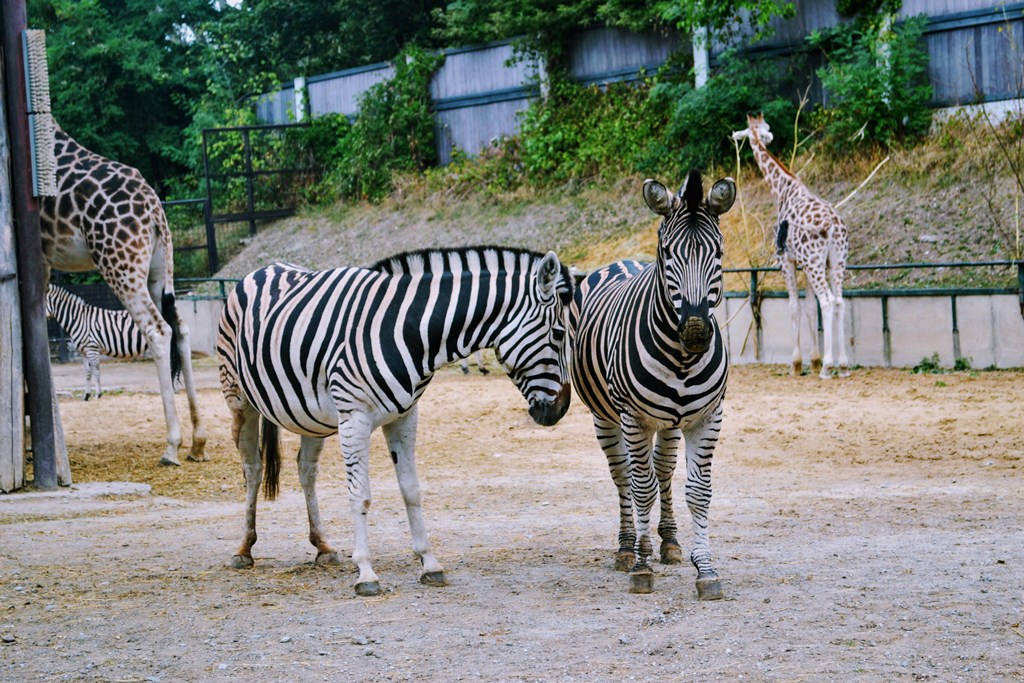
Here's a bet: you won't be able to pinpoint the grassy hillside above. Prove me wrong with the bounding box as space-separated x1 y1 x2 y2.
209 115 1022 294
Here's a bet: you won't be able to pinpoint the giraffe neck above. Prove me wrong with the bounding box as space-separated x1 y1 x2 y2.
750 138 800 203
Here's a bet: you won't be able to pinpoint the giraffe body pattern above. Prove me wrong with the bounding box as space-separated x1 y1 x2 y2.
733 114 851 378
39 124 207 465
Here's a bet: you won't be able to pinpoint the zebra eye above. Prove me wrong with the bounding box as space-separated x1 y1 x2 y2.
552 328 565 343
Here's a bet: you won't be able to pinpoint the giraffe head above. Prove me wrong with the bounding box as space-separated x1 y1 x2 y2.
644 170 736 355
731 113 773 146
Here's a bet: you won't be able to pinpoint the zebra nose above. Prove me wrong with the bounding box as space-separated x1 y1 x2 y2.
679 315 711 354
528 382 571 427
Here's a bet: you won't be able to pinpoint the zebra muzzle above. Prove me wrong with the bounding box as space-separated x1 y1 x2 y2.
680 316 712 354
528 382 572 427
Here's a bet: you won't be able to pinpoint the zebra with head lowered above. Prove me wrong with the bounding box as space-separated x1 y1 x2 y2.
46 284 148 400
570 170 736 596
217 246 573 596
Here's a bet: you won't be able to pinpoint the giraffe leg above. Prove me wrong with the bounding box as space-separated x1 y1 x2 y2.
297 435 340 566
829 264 851 377
654 428 684 564
174 314 208 461
781 258 803 375
383 407 446 587
338 409 381 596
684 404 724 600
230 401 261 569
817 292 836 380
621 414 657 594
593 417 634 572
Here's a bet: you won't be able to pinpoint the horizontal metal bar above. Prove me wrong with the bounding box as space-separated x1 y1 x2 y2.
203 122 311 135
432 84 540 112
723 260 1022 275
206 168 312 180
210 208 295 224
161 198 207 208
924 2 1024 35
728 287 1019 299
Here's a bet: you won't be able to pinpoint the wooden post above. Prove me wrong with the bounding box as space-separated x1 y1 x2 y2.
0 60 25 493
1 0 59 490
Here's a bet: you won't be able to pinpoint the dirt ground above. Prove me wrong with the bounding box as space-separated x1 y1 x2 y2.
1 357 1022 682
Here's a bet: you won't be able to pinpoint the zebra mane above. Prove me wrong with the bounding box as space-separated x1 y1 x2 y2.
368 246 574 304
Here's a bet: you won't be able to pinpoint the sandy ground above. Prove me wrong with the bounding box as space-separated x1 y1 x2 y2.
1 357 1022 682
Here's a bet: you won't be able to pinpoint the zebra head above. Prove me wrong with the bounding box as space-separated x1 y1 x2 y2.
644 170 736 355
493 251 574 427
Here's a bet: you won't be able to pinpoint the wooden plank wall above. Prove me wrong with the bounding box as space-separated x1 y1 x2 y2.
253 2 1024 156
0 72 25 493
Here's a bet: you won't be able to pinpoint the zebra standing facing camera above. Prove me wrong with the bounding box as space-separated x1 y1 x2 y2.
571 170 736 597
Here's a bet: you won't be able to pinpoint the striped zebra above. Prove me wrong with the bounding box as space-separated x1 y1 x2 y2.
570 170 736 597
217 246 573 596
45 284 148 400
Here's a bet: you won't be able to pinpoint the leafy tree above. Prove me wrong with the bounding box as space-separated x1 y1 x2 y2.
810 14 932 150
28 0 221 192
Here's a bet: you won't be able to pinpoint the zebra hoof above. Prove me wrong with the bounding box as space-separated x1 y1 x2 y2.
420 571 448 588
230 554 254 570
628 568 654 594
838 366 851 378
614 551 634 572
660 542 684 565
315 551 341 567
159 456 181 467
355 581 382 597
695 576 724 601
810 358 823 376
791 361 802 376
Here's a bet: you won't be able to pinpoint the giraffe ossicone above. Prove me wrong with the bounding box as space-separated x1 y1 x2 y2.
733 113 851 379
40 122 207 465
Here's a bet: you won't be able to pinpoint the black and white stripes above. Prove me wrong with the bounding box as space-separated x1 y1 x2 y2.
570 170 736 596
217 246 573 595
46 284 148 400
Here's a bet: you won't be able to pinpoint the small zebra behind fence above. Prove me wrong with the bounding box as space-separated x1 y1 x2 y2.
45 285 149 400
217 246 574 596
570 170 736 597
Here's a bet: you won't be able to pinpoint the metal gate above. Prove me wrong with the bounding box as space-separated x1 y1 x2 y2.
201 123 317 273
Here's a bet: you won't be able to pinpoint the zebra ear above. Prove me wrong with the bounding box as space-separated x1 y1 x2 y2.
707 178 737 215
538 251 561 296
643 179 674 216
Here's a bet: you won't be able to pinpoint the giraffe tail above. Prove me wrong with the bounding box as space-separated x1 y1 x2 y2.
775 220 789 256
259 417 281 501
160 292 183 384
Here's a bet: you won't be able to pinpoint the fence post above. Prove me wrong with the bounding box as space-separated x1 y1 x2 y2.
749 270 761 361
243 128 256 236
1017 261 1023 319
882 295 891 368
951 295 960 362
201 129 219 274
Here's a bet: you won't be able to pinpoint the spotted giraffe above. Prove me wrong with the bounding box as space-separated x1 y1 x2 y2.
732 113 850 379
39 123 207 465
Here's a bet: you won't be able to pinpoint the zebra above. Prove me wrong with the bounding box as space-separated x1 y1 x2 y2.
570 170 736 597
45 284 148 400
459 350 489 375
217 246 573 596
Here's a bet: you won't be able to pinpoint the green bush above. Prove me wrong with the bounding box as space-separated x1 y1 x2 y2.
810 14 932 151
328 45 443 201
646 53 798 175
516 78 664 186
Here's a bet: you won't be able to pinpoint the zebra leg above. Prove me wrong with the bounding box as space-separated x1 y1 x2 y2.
82 353 97 401
230 401 262 569
383 407 447 588
338 410 382 596
654 428 684 564
684 405 724 600
593 417 634 572
175 317 208 462
297 435 340 566
622 415 657 594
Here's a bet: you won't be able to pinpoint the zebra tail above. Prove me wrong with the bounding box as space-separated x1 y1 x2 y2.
776 220 789 256
160 292 183 384
260 418 282 501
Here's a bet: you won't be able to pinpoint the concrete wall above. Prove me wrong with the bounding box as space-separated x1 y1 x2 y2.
181 294 1024 369
718 293 1024 369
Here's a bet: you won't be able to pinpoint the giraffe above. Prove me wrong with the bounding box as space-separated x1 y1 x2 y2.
38 123 207 465
732 113 850 379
